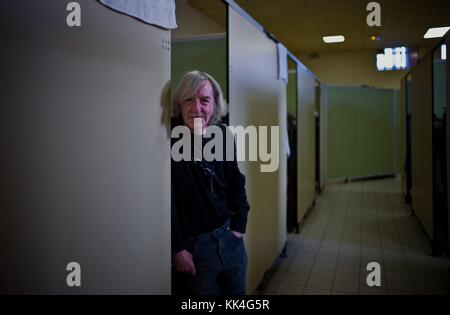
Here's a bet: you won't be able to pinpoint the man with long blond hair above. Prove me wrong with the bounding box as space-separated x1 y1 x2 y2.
171 71 250 295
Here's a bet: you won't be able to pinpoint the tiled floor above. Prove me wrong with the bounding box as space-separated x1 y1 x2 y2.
261 178 450 295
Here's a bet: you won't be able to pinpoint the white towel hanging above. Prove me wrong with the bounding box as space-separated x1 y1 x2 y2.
99 0 177 29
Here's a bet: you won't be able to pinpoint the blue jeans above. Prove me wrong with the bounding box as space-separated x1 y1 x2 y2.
172 220 248 295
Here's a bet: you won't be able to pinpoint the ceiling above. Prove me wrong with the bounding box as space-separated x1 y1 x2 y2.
189 0 450 55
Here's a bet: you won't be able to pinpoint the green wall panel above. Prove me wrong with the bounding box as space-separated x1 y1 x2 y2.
327 86 355 179
398 83 406 193
327 86 396 180
287 72 297 116
171 38 227 99
379 89 395 174
354 88 379 177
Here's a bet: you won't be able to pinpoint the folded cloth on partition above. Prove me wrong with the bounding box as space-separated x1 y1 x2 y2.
99 0 177 29
277 43 288 84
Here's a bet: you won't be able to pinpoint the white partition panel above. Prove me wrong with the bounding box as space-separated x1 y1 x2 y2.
446 36 450 253
298 67 317 221
445 36 450 256
1 0 171 294
228 8 287 293
411 55 433 239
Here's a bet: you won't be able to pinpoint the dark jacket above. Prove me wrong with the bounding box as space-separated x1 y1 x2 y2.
171 118 250 255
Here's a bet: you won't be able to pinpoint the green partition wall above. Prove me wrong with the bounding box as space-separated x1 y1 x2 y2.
171 36 227 99
326 86 396 181
379 89 395 174
398 80 406 194
354 88 380 176
327 86 356 179
287 72 297 116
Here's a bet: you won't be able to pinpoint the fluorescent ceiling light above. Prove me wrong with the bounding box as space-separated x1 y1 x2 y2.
323 35 345 43
423 26 450 39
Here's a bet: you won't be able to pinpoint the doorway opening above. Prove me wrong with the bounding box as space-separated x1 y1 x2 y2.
286 57 299 234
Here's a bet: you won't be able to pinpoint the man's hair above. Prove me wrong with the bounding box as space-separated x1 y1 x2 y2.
172 70 227 125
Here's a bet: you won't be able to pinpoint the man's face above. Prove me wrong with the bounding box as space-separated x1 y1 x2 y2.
180 80 215 132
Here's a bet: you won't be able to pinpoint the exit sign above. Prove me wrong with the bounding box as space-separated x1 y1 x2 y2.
376 47 409 71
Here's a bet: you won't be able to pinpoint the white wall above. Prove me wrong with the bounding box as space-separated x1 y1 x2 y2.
1 0 171 294
297 47 432 90
297 67 316 221
298 50 407 90
229 8 287 293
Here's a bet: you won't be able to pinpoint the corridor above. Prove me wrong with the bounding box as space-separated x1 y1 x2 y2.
262 178 450 295
3 0 450 296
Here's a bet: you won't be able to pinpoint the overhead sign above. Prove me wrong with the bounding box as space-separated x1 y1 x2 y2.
376 47 409 71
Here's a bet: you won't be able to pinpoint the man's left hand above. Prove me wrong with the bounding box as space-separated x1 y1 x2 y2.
230 230 243 238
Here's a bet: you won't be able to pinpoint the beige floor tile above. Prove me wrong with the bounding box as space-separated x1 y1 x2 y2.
281 273 309 286
303 286 331 295
306 276 334 290
275 283 304 295
332 280 359 294
259 179 450 296
334 271 360 285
